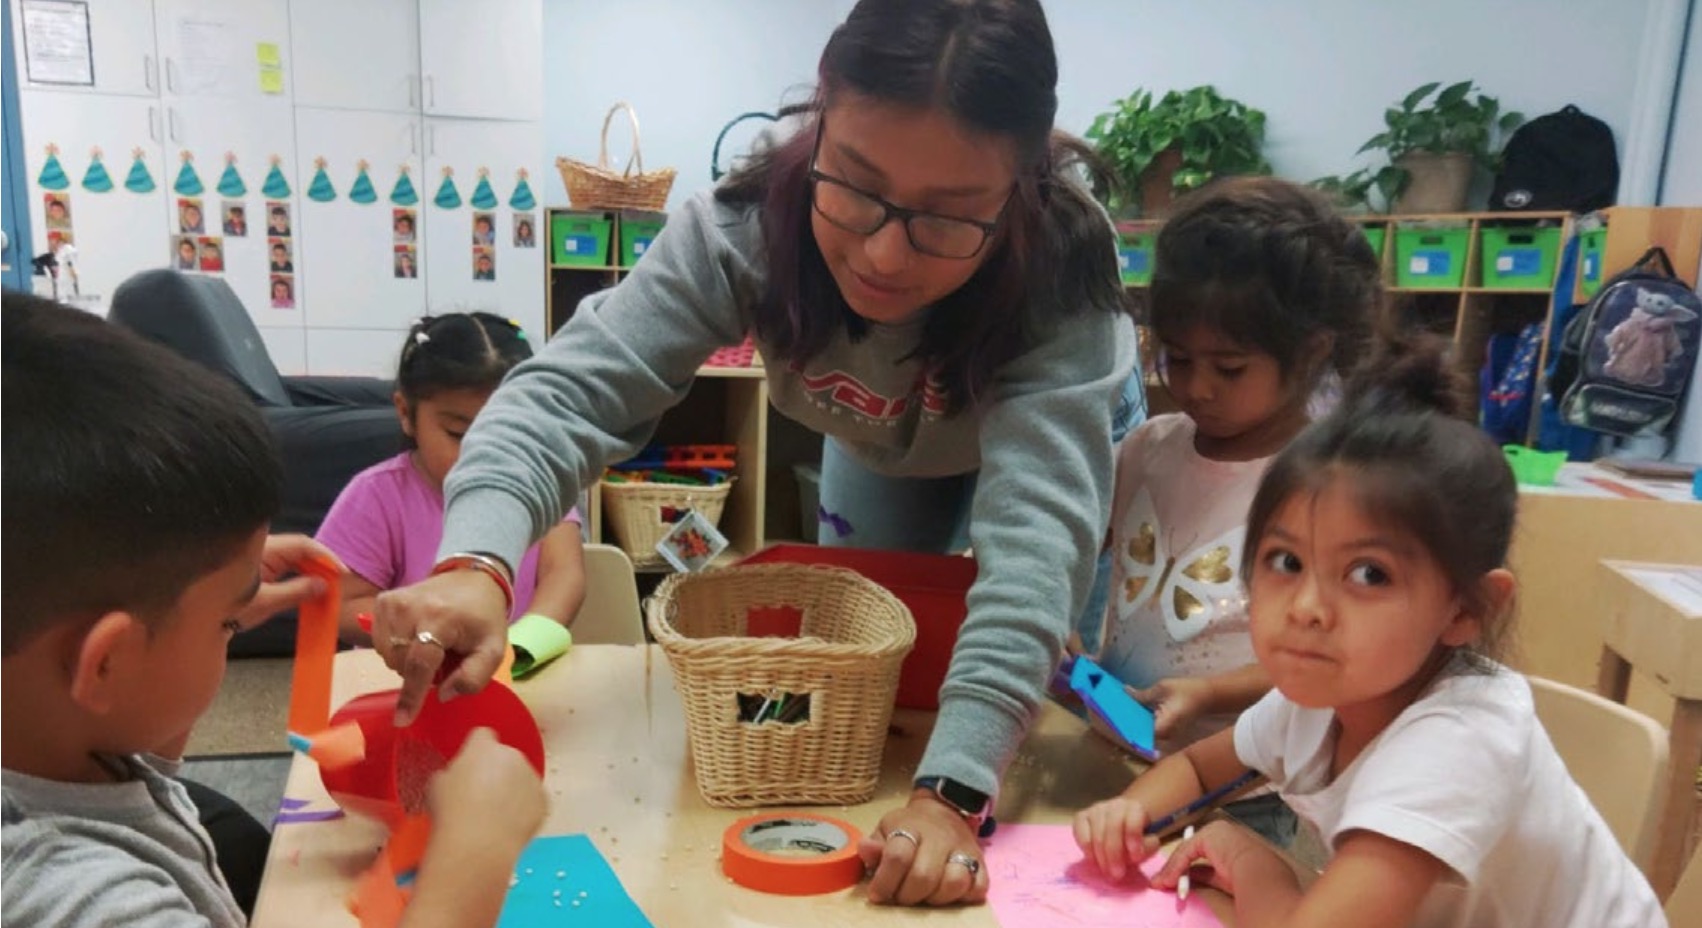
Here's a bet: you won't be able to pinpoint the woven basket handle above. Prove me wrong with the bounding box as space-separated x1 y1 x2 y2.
598 101 645 178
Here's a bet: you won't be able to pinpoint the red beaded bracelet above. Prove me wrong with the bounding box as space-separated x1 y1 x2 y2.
430 552 515 615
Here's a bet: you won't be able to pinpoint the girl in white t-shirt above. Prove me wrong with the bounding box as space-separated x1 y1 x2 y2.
1073 336 1664 927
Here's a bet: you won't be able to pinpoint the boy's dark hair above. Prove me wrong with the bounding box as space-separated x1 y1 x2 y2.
1244 332 1518 662
397 312 532 409
1151 176 1379 389
716 0 1125 415
1 294 281 655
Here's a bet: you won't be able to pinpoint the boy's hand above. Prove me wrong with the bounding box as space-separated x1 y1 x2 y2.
1133 677 1215 740
1150 819 1279 898
234 534 346 628
428 728 546 849
1072 796 1160 881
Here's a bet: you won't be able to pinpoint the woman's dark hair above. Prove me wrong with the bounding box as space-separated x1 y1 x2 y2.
1151 176 1380 391
1243 333 1518 662
397 312 533 405
716 0 1125 415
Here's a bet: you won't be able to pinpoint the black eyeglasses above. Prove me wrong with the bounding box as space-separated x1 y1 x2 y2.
807 124 1006 260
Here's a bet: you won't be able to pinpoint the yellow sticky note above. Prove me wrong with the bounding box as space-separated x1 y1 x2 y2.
256 42 280 66
259 69 284 94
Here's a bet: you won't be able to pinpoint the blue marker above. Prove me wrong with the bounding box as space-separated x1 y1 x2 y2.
1143 769 1265 836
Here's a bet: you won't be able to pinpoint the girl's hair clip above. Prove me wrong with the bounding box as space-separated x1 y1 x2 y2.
414 332 431 346
507 318 528 340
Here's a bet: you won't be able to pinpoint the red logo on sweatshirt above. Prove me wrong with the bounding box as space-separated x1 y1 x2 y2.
794 366 947 421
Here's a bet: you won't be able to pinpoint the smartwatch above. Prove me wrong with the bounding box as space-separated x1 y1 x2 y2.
914 776 997 838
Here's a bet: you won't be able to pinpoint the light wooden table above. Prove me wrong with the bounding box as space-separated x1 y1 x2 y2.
1596 561 1702 899
252 646 1234 926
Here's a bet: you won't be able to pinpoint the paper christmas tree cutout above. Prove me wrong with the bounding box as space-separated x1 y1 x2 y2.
469 167 498 210
433 167 461 209
508 168 537 210
216 152 247 197
348 160 377 204
38 145 70 190
82 147 114 193
307 157 337 202
390 166 419 206
173 151 204 196
262 156 291 199
125 148 157 193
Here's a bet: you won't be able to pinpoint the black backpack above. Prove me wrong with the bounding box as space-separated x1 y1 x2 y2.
1490 105 1619 212
1554 247 1702 437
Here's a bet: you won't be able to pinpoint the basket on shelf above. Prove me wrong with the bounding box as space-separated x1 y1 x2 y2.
556 102 677 212
646 564 916 807
600 477 733 569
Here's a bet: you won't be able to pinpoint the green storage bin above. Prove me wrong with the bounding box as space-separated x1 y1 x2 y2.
1363 226 1386 259
1116 230 1156 286
1480 226 1561 290
551 212 612 267
1394 227 1469 288
618 211 666 268
1579 228 1608 297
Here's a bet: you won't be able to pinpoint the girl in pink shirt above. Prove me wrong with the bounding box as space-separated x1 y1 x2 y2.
317 313 585 645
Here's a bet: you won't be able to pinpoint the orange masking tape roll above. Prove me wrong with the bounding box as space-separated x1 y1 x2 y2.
721 813 865 895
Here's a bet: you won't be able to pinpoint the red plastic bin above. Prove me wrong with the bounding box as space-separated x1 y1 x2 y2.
736 544 976 709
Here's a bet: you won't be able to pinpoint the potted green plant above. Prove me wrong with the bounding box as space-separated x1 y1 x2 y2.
1086 85 1271 217
1339 80 1523 213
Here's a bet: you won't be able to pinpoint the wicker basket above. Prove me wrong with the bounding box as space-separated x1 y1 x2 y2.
647 564 916 807
556 102 677 211
600 478 733 569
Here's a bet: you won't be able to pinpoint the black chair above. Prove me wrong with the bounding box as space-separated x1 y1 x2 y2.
109 269 401 655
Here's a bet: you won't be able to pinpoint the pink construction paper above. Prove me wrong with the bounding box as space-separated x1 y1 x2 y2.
984 824 1224 928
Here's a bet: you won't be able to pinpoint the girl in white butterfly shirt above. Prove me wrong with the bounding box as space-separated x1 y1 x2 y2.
1075 336 1664 928
1092 178 1377 841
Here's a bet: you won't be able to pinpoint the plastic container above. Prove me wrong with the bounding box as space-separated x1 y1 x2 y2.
737 544 977 710
1480 226 1561 289
1504 445 1567 487
647 564 915 806
1394 226 1470 288
550 211 612 267
617 210 665 267
1116 228 1156 286
1363 226 1386 260
1579 228 1609 298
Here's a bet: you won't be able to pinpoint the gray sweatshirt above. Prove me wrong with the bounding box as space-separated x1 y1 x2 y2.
442 191 1137 795
2 756 245 927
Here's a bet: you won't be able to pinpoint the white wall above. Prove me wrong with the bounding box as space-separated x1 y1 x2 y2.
544 1 1661 208
1663 1 1702 462
541 0 848 208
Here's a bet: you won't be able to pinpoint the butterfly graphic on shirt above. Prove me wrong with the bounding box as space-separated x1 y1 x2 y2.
1117 487 1247 643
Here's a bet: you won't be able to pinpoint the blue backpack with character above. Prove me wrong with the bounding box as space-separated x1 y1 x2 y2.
1555 247 1702 438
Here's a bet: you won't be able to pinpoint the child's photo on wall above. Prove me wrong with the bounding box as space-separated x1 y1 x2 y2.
514 212 536 248
473 246 495 281
174 236 199 271
43 193 72 230
197 236 224 273
267 201 291 237
222 202 248 237
472 211 496 246
178 197 205 234
393 208 416 244
394 245 417 279
269 237 293 273
270 274 295 309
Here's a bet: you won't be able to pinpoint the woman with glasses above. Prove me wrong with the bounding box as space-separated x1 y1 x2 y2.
372 0 1137 907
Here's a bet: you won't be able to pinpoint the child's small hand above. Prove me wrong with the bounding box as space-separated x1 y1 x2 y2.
1133 677 1215 740
429 728 547 851
1072 796 1160 881
234 534 346 628
1150 819 1276 898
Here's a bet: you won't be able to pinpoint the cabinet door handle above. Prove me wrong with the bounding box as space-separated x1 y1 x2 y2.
144 54 156 92
407 74 416 109
168 108 181 143
426 74 436 110
427 126 436 158
165 58 178 94
409 123 417 156
148 106 160 142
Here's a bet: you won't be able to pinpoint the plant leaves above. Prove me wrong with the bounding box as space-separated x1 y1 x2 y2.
1402 82 1441 111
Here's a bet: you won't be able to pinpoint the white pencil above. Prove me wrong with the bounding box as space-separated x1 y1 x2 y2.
1178 825 1196 901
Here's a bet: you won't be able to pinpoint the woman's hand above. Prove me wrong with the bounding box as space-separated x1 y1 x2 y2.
1133 676 1216 740
856 792 989 906
373 569 510 727
1072 795 1160 881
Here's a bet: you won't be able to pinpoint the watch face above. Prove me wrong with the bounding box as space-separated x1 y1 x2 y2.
938 778 989 814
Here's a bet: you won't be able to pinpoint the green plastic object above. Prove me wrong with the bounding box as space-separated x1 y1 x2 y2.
1116 229 1156 286
1504 445 1566 487
551 212 612 267
1480 226 1561 290
1363 226 1386 259
618 212 665 267
1394 226 1470 288
1578 228 1608 298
